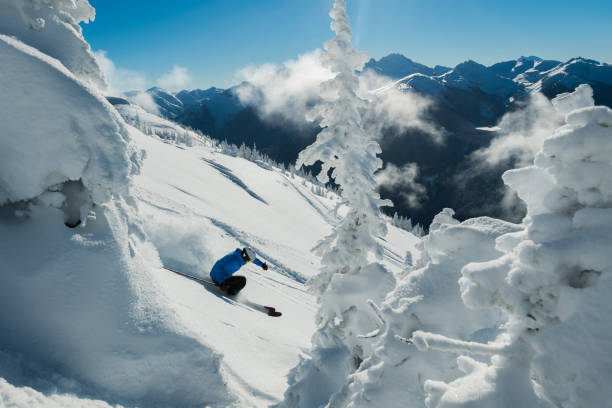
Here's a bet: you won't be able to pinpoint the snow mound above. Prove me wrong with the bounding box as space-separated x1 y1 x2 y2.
0 199 234 407
0 19 233 407
0 35 139 217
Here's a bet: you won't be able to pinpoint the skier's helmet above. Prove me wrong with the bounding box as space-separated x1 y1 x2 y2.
242 247 256 262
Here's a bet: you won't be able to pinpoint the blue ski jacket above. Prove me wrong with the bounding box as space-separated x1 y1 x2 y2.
210 248 264 284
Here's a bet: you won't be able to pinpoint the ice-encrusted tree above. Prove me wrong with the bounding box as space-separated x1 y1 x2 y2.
322 209 522 408
279 1 395 406
417 84 612 407
0 0 106 88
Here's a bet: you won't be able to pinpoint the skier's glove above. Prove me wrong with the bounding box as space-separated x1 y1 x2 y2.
262 263 268 270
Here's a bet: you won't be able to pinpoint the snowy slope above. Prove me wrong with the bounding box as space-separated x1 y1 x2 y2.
4 1 611 407
0 29 236 408
128 126 419 407
0 10 419 404
0 103 418 407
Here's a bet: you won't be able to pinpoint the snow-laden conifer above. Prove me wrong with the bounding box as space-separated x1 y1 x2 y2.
420 84 612 407
324 210 520 408
280 1 396 406
0 0 105 88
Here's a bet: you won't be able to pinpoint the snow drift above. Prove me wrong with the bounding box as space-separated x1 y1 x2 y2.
0 3 234 406
0 34 139 211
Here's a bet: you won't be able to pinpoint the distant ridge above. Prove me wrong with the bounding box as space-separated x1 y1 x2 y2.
117 54 612 226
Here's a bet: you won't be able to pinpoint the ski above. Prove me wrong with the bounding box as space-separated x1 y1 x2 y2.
245 303 282 317
162 265 218 287
161 266 281 317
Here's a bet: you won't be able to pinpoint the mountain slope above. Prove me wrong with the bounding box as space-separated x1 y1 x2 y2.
363 53 451 78
128 126 420 407
0 33 418 405
1 95 419 407
125 55 612 228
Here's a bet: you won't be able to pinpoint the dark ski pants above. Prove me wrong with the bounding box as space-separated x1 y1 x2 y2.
219 276 246 296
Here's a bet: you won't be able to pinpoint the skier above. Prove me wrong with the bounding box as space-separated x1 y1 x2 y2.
210 247 268 295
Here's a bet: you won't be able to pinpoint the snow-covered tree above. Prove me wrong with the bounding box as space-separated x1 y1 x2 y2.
300 86 611 408
414 85 612 407
0 0 106 88
323 209 521 408
390 211 424 235
279 1 396 406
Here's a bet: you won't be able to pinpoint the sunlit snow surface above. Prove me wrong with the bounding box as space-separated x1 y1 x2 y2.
130 129 419 407
0 34 416 404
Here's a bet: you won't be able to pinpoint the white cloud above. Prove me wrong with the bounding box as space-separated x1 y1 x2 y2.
95 52 193 94
94 50 148 94
358 70 445 143
128 92 160 115
473 92 564 167
466 85 595 220
156 65 192 91
235 50 334 123
375 163 427 208
456 92 563 220
234 49 443 142
93 52 193 112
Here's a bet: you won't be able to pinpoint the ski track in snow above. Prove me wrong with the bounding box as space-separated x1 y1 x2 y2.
38 128 417 407
202 158 269 205
221 363 279 405
170 184 206 201
381 244 405 266
137 197 182 215
280 172 340 225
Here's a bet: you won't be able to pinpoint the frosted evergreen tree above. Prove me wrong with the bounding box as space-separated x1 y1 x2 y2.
279 1 395 406
2 0 106 88
296 0 392 300
412 85 612 407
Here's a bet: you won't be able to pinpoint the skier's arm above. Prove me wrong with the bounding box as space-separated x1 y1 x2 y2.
253 258 268 270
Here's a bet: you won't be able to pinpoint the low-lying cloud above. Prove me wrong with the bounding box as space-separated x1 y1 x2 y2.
235 50 443 142
358 70 445 143
473 92 563 167
455 91 565 221
235 50 333 123
375 163 427 208
95 50 148 94
157 65 192 91
128 92 160 115
95 51 192 93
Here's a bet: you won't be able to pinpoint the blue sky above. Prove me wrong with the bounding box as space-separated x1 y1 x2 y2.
84 0 612 91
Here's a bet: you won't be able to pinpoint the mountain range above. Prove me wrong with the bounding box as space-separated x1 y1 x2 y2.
114 54 612 227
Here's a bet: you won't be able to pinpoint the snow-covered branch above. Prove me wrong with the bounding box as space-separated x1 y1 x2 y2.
398 331 510 356
358 299 387 339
